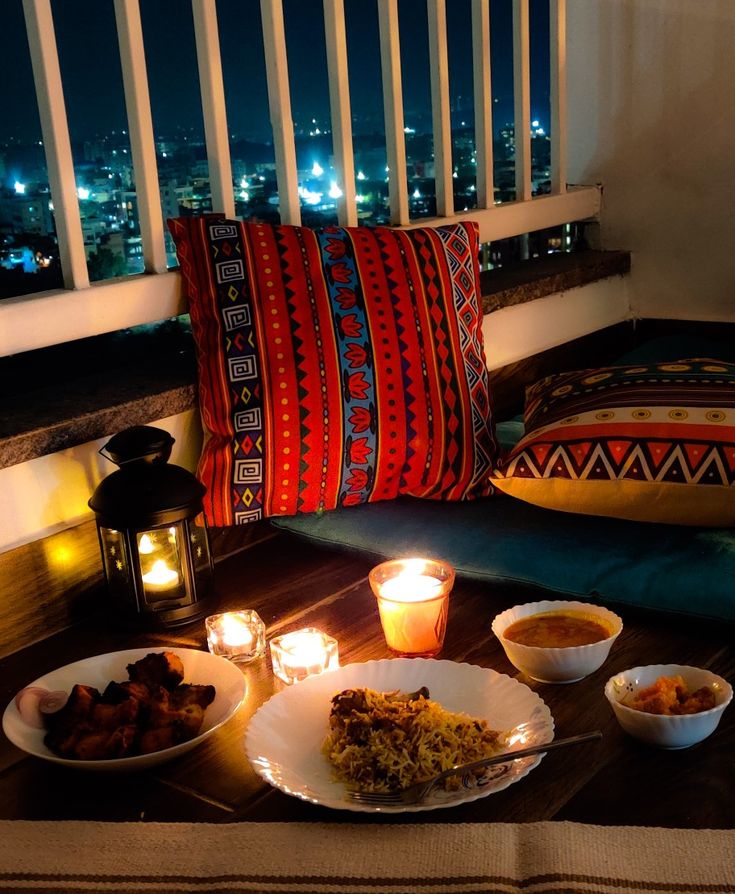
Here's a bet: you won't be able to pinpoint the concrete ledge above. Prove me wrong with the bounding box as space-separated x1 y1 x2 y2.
0 250 631 470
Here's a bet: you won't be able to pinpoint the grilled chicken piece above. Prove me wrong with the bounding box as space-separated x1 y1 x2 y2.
169 683 216 711
73 724 137 760
44 684 100 757
90 697 139 731
126 651 185 691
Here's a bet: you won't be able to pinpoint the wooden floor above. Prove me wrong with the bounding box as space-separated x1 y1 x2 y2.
0 528 732 827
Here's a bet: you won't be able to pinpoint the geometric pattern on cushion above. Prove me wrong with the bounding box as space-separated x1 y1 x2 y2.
492 359 735 525
168 216 497 526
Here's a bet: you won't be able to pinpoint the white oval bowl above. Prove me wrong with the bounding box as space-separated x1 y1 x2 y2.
2 647 247 772
604 663 732 749
491 600 623 683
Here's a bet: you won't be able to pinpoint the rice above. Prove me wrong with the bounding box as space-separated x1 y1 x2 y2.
322 687 506 792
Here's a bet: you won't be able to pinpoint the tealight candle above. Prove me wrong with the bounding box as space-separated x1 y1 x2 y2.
206 610 266 664
369 557 454 657
269 627 339 685
141 559 180 592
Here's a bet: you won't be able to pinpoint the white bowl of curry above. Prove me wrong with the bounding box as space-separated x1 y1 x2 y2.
491 600 623 684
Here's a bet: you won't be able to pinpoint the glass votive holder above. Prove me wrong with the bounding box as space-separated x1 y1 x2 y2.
369 557 455 658
269 627 339 685
206 610 266 664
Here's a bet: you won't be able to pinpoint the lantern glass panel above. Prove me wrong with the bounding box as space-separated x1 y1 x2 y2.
190 517 213 588
137 526 187 605
99 527 132 603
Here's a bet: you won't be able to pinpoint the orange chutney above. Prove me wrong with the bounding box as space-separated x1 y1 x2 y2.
503 611 611 648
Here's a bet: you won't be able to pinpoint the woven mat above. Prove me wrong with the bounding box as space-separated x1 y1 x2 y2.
0 820 733 893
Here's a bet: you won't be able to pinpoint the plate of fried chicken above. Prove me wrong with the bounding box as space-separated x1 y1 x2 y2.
2 648 246 771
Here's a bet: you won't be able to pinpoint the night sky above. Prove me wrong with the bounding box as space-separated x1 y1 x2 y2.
2 0 550 150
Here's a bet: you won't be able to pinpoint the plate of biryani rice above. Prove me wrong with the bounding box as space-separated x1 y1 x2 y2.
245 658 554 813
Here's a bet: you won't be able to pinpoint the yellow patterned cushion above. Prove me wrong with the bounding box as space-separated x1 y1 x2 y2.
492 359 735 525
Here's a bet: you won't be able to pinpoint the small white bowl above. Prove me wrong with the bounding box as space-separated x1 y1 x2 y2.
604 664 732 749
491 600 623 684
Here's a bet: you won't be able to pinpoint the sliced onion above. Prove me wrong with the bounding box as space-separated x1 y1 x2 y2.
15 687 47 729
39 690 68 715
14 686 47 712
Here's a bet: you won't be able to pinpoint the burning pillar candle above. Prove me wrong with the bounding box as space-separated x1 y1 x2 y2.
206 610 266 663
269 627 339 684
369 558 454 657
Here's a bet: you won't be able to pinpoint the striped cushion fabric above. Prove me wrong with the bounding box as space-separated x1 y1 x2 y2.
169 217 497 526
492 359 735 525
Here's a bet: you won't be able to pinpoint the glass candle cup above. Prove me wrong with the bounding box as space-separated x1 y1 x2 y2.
369 557 455 657
206 610 266 664
269 627 339 685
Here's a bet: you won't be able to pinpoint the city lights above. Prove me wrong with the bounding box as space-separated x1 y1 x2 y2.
298 185 322 206
1 105 552 289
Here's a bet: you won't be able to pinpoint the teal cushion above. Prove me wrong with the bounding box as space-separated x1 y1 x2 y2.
273 344 735 623
272 495 735 622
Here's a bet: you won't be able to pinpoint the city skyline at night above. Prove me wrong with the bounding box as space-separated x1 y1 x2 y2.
0 0 555 296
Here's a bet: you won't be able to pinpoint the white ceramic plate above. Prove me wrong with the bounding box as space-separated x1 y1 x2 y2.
2 647 246 772
245 657 554 813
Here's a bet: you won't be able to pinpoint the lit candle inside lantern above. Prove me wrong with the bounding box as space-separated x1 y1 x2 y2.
138 533 155 555
369 558 454 657
206 610 266 663
269 627 339 685
141 559 179 591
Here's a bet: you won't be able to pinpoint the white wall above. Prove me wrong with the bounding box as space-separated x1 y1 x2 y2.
567 0 735 322
0 410 203 554
483 277 629 370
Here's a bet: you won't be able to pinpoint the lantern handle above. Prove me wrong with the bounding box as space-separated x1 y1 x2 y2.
99 426 175 467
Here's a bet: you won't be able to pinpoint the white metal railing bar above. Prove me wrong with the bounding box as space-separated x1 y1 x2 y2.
22 0 89 290
377 0 409 226
260 0 301 226
512 0 532 203
402 185 600 244
192 0 236 219
114 0 168 274
323 0 357 227
471 0 494 209
550 0 567 194
1 272 183 357
427 0 454 218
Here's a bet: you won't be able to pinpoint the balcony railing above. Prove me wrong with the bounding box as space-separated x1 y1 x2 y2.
0 0 601 358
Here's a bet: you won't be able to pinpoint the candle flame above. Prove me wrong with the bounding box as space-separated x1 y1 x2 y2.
142 559 179 587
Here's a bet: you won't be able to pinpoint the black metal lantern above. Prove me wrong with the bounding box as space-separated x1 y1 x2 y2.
89 425 214 628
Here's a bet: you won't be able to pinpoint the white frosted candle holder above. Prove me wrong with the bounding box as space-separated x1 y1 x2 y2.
206 610 266 664
369 557 454 657
269 627 339 685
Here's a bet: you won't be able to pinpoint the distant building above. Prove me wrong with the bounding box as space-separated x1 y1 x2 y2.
0 189 53 236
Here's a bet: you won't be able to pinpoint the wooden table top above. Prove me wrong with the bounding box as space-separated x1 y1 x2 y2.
0 528 732 827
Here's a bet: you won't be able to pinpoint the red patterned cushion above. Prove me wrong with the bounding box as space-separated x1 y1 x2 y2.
169 217 497 526
492 359 735 525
